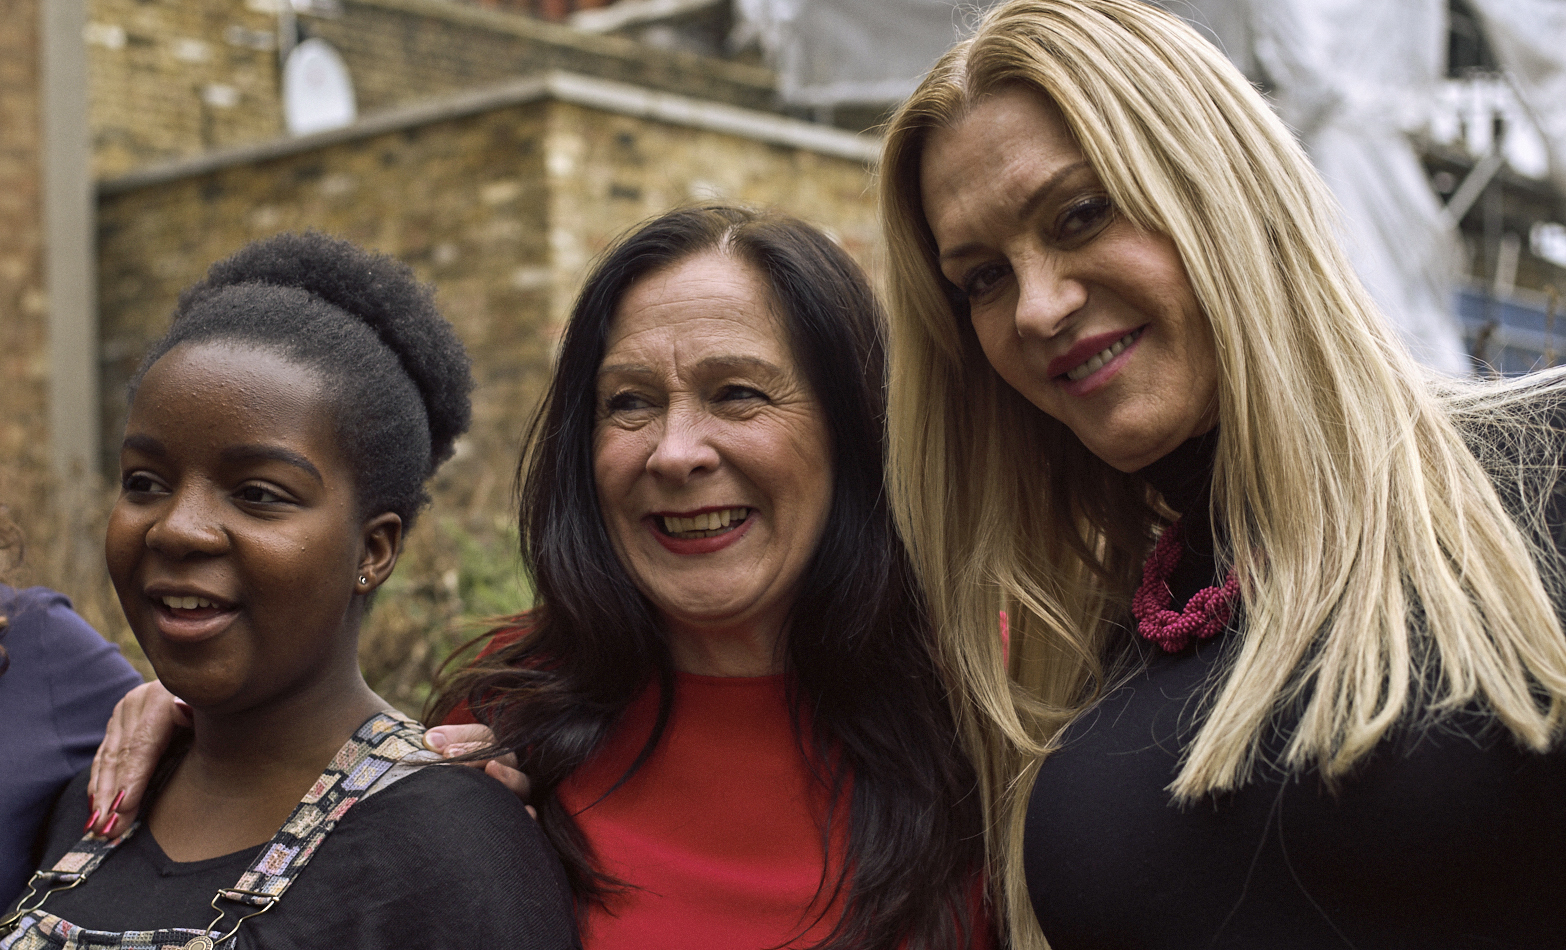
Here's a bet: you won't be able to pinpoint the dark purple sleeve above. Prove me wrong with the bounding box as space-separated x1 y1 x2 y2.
0 586 143 907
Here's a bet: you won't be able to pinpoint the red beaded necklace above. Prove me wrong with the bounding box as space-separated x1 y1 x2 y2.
1132 519 1239 653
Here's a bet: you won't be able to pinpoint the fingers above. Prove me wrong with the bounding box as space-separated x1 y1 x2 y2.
88 681 188 837
484 759 533 805
423 724 501 765
424 725 533 812
423 723 496 754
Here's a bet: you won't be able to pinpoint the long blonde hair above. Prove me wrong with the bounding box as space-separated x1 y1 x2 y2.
879 0 1566 944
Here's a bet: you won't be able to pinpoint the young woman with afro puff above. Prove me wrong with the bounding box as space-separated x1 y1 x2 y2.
2 232 579 948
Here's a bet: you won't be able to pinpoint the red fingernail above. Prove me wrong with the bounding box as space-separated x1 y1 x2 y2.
99 815 116 838
110 789 126 814
85 809 101 833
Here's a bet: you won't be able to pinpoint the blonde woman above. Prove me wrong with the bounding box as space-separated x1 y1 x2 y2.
880 0 1566 946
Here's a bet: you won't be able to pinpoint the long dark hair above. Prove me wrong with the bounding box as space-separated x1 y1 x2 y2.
434 206 985 948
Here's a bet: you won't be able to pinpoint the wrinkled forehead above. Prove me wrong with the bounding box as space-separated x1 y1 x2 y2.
604 251 793 363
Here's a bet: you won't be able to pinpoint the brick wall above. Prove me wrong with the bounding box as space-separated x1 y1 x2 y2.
96 93 877 514
313 0 776 115
543 100 880 327
98 104 552 511
86 0 283 178
84 0 779 179
0 0 49 474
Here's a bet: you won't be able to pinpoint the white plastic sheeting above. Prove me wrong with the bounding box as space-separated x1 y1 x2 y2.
1468 0 1566 199
733 0 993 105
1170 0 1470 374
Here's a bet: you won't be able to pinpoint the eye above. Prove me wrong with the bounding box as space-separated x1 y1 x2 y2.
959 261 1013 303
235 484 287 505
1056 195 1113 243
120 471 165 495
714 385 767 403
605 390 654 413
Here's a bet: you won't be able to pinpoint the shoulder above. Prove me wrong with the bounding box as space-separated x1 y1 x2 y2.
0 586 140 761
358 760 538 836
277 764 577 946
3 586 85 647
1443 376 1566 548
1443 371 1566 463
2 586 137 677
34 767 95 870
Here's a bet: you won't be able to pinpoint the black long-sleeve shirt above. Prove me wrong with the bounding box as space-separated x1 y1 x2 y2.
1026 429 1566 949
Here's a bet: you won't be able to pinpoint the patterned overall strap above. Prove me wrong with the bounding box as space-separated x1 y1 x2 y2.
216 711 429 910
0 819 143 941
0 818 142 927
0 711 429 949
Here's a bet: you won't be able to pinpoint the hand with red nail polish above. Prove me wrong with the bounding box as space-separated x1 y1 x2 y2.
88 681 191 839
97 790 128 837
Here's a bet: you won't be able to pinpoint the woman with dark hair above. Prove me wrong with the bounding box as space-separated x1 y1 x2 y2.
87 208 986 949
434 205 985 949
4 232 577 947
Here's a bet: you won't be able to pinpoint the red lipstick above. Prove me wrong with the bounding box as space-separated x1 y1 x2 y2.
1046 327 1144 379
647 508 753 555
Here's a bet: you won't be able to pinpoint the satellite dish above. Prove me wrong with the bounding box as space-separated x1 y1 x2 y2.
282 38 356 136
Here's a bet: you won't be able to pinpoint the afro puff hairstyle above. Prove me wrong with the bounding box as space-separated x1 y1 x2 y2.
128 231 473 530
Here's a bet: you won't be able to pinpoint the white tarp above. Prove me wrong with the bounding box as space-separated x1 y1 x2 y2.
1468 0 1566 199
1172 0 1471 375
733 0 994 105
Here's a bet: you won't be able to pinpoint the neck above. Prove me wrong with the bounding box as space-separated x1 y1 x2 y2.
664 617 785 677
1138 428 1224 605
185 671 388 779
1139 426 1220 518
150 661 390 861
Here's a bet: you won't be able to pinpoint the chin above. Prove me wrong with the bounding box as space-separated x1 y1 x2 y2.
1079 417 1202 473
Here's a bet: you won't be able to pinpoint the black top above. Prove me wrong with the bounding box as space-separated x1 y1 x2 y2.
1025 430 1566 949
21 765 581 949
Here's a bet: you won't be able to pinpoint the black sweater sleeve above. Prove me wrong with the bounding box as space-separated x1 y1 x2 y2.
252 764 581 949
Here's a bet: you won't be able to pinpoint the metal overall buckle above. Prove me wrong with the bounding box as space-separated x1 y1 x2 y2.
179 888 279 950
0 870 86 935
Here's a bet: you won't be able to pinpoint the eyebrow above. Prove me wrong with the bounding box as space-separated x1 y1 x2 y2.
936 159 1095 264
222 445 325 484
597 355 787 380
121 434 324 485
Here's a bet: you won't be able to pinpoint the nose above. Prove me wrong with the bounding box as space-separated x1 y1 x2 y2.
1011 253 1087 341
144 484 230 558
644 400 720 484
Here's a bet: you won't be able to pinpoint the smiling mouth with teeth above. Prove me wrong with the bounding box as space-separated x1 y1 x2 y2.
1064 328 1142 382
658 507 750 539
160 595 222 611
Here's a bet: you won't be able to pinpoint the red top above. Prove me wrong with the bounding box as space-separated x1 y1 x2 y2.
446 630 990 949
564 672 848 949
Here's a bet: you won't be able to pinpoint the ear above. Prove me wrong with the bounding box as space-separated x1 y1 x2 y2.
355 512 404 594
